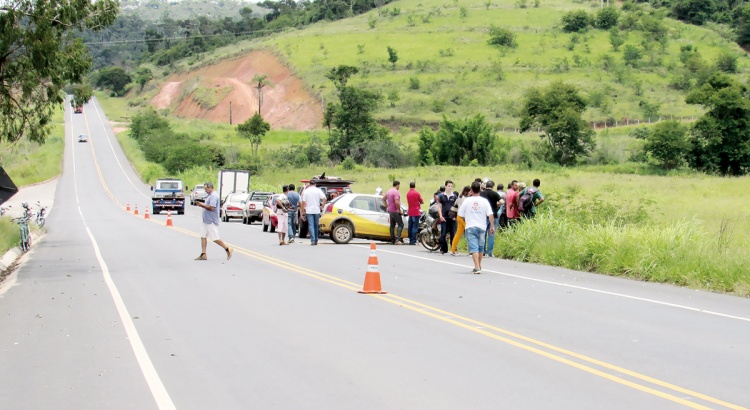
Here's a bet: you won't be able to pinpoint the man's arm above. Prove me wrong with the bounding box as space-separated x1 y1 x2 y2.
382 195 388 208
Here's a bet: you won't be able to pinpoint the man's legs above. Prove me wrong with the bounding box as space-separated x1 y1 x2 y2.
465 227 484 272
446 218 456 250
451 216 465 254
308 213 320 244
439 221 449 253
408 216 420 244
389 212 398 244
288 212 297 242
395 213 404 243
485 218 496 257
201 237 208 254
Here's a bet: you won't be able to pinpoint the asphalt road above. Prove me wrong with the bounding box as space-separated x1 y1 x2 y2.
1 97 749 409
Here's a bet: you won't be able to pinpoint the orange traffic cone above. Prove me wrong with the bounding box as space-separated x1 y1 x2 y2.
166 210 173 227
126 203 131 212
134 204 139 215
144 207 150 219
358 242 387 294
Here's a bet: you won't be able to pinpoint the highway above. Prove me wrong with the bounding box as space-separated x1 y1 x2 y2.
0 97 749 409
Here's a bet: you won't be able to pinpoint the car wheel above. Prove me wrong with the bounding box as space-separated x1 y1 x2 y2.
153 207 160 215
331 222 354 244
262 218 268 232
178 208 184 215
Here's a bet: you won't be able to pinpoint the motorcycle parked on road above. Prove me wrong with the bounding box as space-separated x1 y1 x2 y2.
418 206 440 252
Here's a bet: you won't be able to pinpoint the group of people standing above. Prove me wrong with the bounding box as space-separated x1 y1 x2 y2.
273 181 328 246
431 177 545 274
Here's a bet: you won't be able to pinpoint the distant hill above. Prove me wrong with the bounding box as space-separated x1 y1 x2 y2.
140 0 750 130
120 0 267 21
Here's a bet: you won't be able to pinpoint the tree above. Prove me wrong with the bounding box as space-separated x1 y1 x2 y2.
686 73 750 176
70 84 94 111
595 6 620 29
387 89 400 107
644 120 690 170
733 3 750 47
561 9 592 32
672 0 716 25
622 44 642 67
96 67 133 96
0 0 119 143
237 113 271 155
519 82 595 166
716 52 738 73
427 115 497 166
487 25 517 48
387 46 398 70
251 74 274 115
609 28 625 51
135 68 154 90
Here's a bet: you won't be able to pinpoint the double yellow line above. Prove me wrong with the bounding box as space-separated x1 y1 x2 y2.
85 112 746 410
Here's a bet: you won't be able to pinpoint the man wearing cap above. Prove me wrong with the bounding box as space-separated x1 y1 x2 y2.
300 179 327 246
194 182 232 260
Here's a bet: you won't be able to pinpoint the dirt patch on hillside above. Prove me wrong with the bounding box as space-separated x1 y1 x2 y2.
151 51 322 130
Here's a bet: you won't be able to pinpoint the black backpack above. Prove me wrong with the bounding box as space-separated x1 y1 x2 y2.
518 188 537 213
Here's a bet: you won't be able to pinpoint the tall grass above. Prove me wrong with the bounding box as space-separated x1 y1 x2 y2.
0 218 19 255
497 211 750 296
0 120 64 187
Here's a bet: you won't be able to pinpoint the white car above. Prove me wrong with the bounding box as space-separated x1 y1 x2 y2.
78 134 88 142
220 192 250 222
190 184 208 205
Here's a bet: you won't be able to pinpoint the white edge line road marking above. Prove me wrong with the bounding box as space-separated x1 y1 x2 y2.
73 99 176 410
366 245 750 323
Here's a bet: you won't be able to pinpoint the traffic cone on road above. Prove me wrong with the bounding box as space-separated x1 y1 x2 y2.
134 204 139 215
126 203 131 212
166 210 173 227
144 207 150 219
358 242 387 294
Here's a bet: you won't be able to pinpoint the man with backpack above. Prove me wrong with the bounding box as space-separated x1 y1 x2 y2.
518 179 545 218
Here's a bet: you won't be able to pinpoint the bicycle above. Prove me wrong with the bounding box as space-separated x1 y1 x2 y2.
34 202 47 228
13 215 31 252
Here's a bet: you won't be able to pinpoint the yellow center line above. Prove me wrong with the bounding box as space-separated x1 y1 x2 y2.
83 116 747 410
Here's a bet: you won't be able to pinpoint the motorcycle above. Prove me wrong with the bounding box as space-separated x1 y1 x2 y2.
418 205 440 252
35 202 47 228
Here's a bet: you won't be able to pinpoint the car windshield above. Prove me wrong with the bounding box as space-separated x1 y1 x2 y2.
252 193 271 200
158 182 180 190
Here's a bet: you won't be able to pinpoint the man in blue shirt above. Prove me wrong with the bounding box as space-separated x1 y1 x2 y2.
286 183 301 243
194 182 232 260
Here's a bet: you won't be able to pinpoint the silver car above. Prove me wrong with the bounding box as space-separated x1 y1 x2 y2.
78 134 88 143
220 192 250 222
190 184 208 205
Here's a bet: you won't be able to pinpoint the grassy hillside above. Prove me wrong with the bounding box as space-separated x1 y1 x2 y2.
172 0 749 129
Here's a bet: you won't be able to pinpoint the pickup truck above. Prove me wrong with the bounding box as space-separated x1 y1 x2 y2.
242 191 274 225
151 178 186 215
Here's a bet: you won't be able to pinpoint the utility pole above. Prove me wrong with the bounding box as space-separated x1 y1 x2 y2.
229 101 232 125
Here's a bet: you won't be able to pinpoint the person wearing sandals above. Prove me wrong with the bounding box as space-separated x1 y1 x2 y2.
276 186 292 245
194 182 232 260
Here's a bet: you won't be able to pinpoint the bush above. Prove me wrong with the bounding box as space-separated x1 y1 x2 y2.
716 52 738 73
561 9 592 32
340 157 357 170
487 25 518 48
595 6 620 29
409 77 421 90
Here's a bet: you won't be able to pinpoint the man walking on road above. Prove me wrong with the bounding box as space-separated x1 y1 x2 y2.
300 180 326 246
194 182 232 260
383 180 404 245
406 181 423 245
286 183 300 243
458 181 494 274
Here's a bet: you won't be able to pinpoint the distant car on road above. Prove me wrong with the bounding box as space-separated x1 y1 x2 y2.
221 192 250 222
190 184 208 205
319 193 408 244
77 134 88 143
73 105 83 114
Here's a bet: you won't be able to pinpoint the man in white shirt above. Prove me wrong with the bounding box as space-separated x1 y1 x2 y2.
300 180 327 246
458 181 494 274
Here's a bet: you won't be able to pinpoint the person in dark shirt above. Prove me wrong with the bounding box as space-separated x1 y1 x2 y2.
480 180 502 257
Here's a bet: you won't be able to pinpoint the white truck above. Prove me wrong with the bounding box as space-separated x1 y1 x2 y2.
217 169 251 204
152 178 186 214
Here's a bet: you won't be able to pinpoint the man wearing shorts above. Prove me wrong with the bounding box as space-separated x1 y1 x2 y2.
194 182 232 260
458 181 494 274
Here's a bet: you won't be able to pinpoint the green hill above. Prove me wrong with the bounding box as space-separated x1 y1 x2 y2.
160 0 748 129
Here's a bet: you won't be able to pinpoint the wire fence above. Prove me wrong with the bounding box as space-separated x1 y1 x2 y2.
498 116 698 134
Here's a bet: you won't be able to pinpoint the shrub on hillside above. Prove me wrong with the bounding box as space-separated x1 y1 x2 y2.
487 25 517 48
561 9 592 32
644 120 690 170
716 52 738 73
595 6 620 29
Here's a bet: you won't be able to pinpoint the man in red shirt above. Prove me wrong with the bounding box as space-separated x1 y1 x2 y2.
406 181 424 245
505 180 520 227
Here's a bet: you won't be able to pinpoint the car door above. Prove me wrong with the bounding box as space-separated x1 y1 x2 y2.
345 196 382 237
